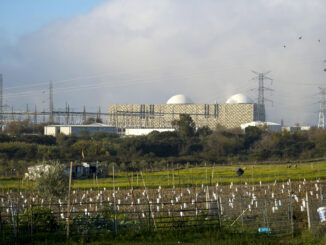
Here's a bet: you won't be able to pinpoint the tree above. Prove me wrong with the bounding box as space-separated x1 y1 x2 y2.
196 126 212 138
84 117 96 125
34 163 68 200
4 120 33 135
244 126 262 149
172 114 196 139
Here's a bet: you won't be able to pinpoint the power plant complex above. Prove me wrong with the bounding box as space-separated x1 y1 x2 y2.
0 71 320 134
108 93 264 130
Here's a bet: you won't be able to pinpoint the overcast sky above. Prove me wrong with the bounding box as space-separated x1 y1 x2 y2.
1 0 326 126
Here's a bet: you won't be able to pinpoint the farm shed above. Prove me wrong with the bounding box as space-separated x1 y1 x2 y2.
65 162 102 179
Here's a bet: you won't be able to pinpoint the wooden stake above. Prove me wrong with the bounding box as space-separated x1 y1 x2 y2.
306 192 311 231
113 166 117 234
66 161 72 240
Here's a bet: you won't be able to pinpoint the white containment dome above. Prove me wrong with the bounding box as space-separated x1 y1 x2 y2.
166 94 193 104
225 93 254 104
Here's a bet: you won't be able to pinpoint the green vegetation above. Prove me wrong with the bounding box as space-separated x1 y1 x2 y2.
1 116 326 178
1 116 326 189
34 163 68 199
18 206 58 232
1 161 326 190
5 226 326 245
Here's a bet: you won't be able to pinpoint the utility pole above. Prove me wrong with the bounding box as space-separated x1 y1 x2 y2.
251 71 273 122
49 81 54 122
318 87 326 128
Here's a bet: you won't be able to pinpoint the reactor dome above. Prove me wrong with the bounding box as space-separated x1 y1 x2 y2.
166 94 193 104
225 93 254 104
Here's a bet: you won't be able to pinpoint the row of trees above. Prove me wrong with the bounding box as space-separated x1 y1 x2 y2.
1 115 326 176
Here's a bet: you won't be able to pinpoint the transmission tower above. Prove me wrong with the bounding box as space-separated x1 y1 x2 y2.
318 87 326 128
251 71 273 122
96 106 101 123
65 103 70 125
34 105 37 124
49 81 54 122
26 104 29 121
82 105 86 123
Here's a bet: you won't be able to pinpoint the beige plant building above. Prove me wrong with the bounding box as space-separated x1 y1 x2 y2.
108 94 263 129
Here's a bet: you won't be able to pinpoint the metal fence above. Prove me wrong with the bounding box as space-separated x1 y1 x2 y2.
0 197 293 243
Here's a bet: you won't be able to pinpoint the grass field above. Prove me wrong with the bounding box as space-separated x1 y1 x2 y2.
1 161 326 190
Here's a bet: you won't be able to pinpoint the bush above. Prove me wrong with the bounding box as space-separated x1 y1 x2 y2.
34 163 68 200
72 213 113 234
19 206 58 232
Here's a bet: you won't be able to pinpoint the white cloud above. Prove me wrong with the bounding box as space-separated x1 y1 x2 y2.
1 0 326 125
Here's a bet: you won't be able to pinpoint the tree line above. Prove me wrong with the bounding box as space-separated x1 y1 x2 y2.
1 116 326 176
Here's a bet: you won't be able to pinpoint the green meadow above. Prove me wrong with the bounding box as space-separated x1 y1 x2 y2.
1 161 326 190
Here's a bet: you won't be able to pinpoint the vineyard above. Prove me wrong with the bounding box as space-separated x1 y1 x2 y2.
1 162 326 243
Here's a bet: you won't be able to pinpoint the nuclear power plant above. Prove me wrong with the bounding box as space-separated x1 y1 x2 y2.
108 93 264 129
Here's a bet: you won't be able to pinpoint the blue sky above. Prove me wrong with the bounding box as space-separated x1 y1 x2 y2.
0 0 325 125
0 0 107 40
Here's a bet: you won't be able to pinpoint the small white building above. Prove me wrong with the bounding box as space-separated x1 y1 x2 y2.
241 121 281 132
26 162 100 180
282 126 311 132
44 125 60 136
125 128 175 136
44 123 117 136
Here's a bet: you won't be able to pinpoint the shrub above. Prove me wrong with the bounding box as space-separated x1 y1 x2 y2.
19 206 58 232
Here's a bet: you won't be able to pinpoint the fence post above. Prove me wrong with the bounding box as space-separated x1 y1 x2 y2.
240 195 244 230
10 200 17 238
66 161 73 240
320 183 323 205
206 186 209 210
0 206 3 243
217 196 222 229
147 202 151 231
30 202 33 237
113 166 117 234
263 200 267 228
289 193 294 238
306 192 311 231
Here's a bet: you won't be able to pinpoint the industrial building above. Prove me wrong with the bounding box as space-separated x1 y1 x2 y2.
125 128 175 136
108 94 264 129
44 123 116 136
241 121 282 132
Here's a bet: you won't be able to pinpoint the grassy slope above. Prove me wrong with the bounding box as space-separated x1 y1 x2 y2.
1 161 326 190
